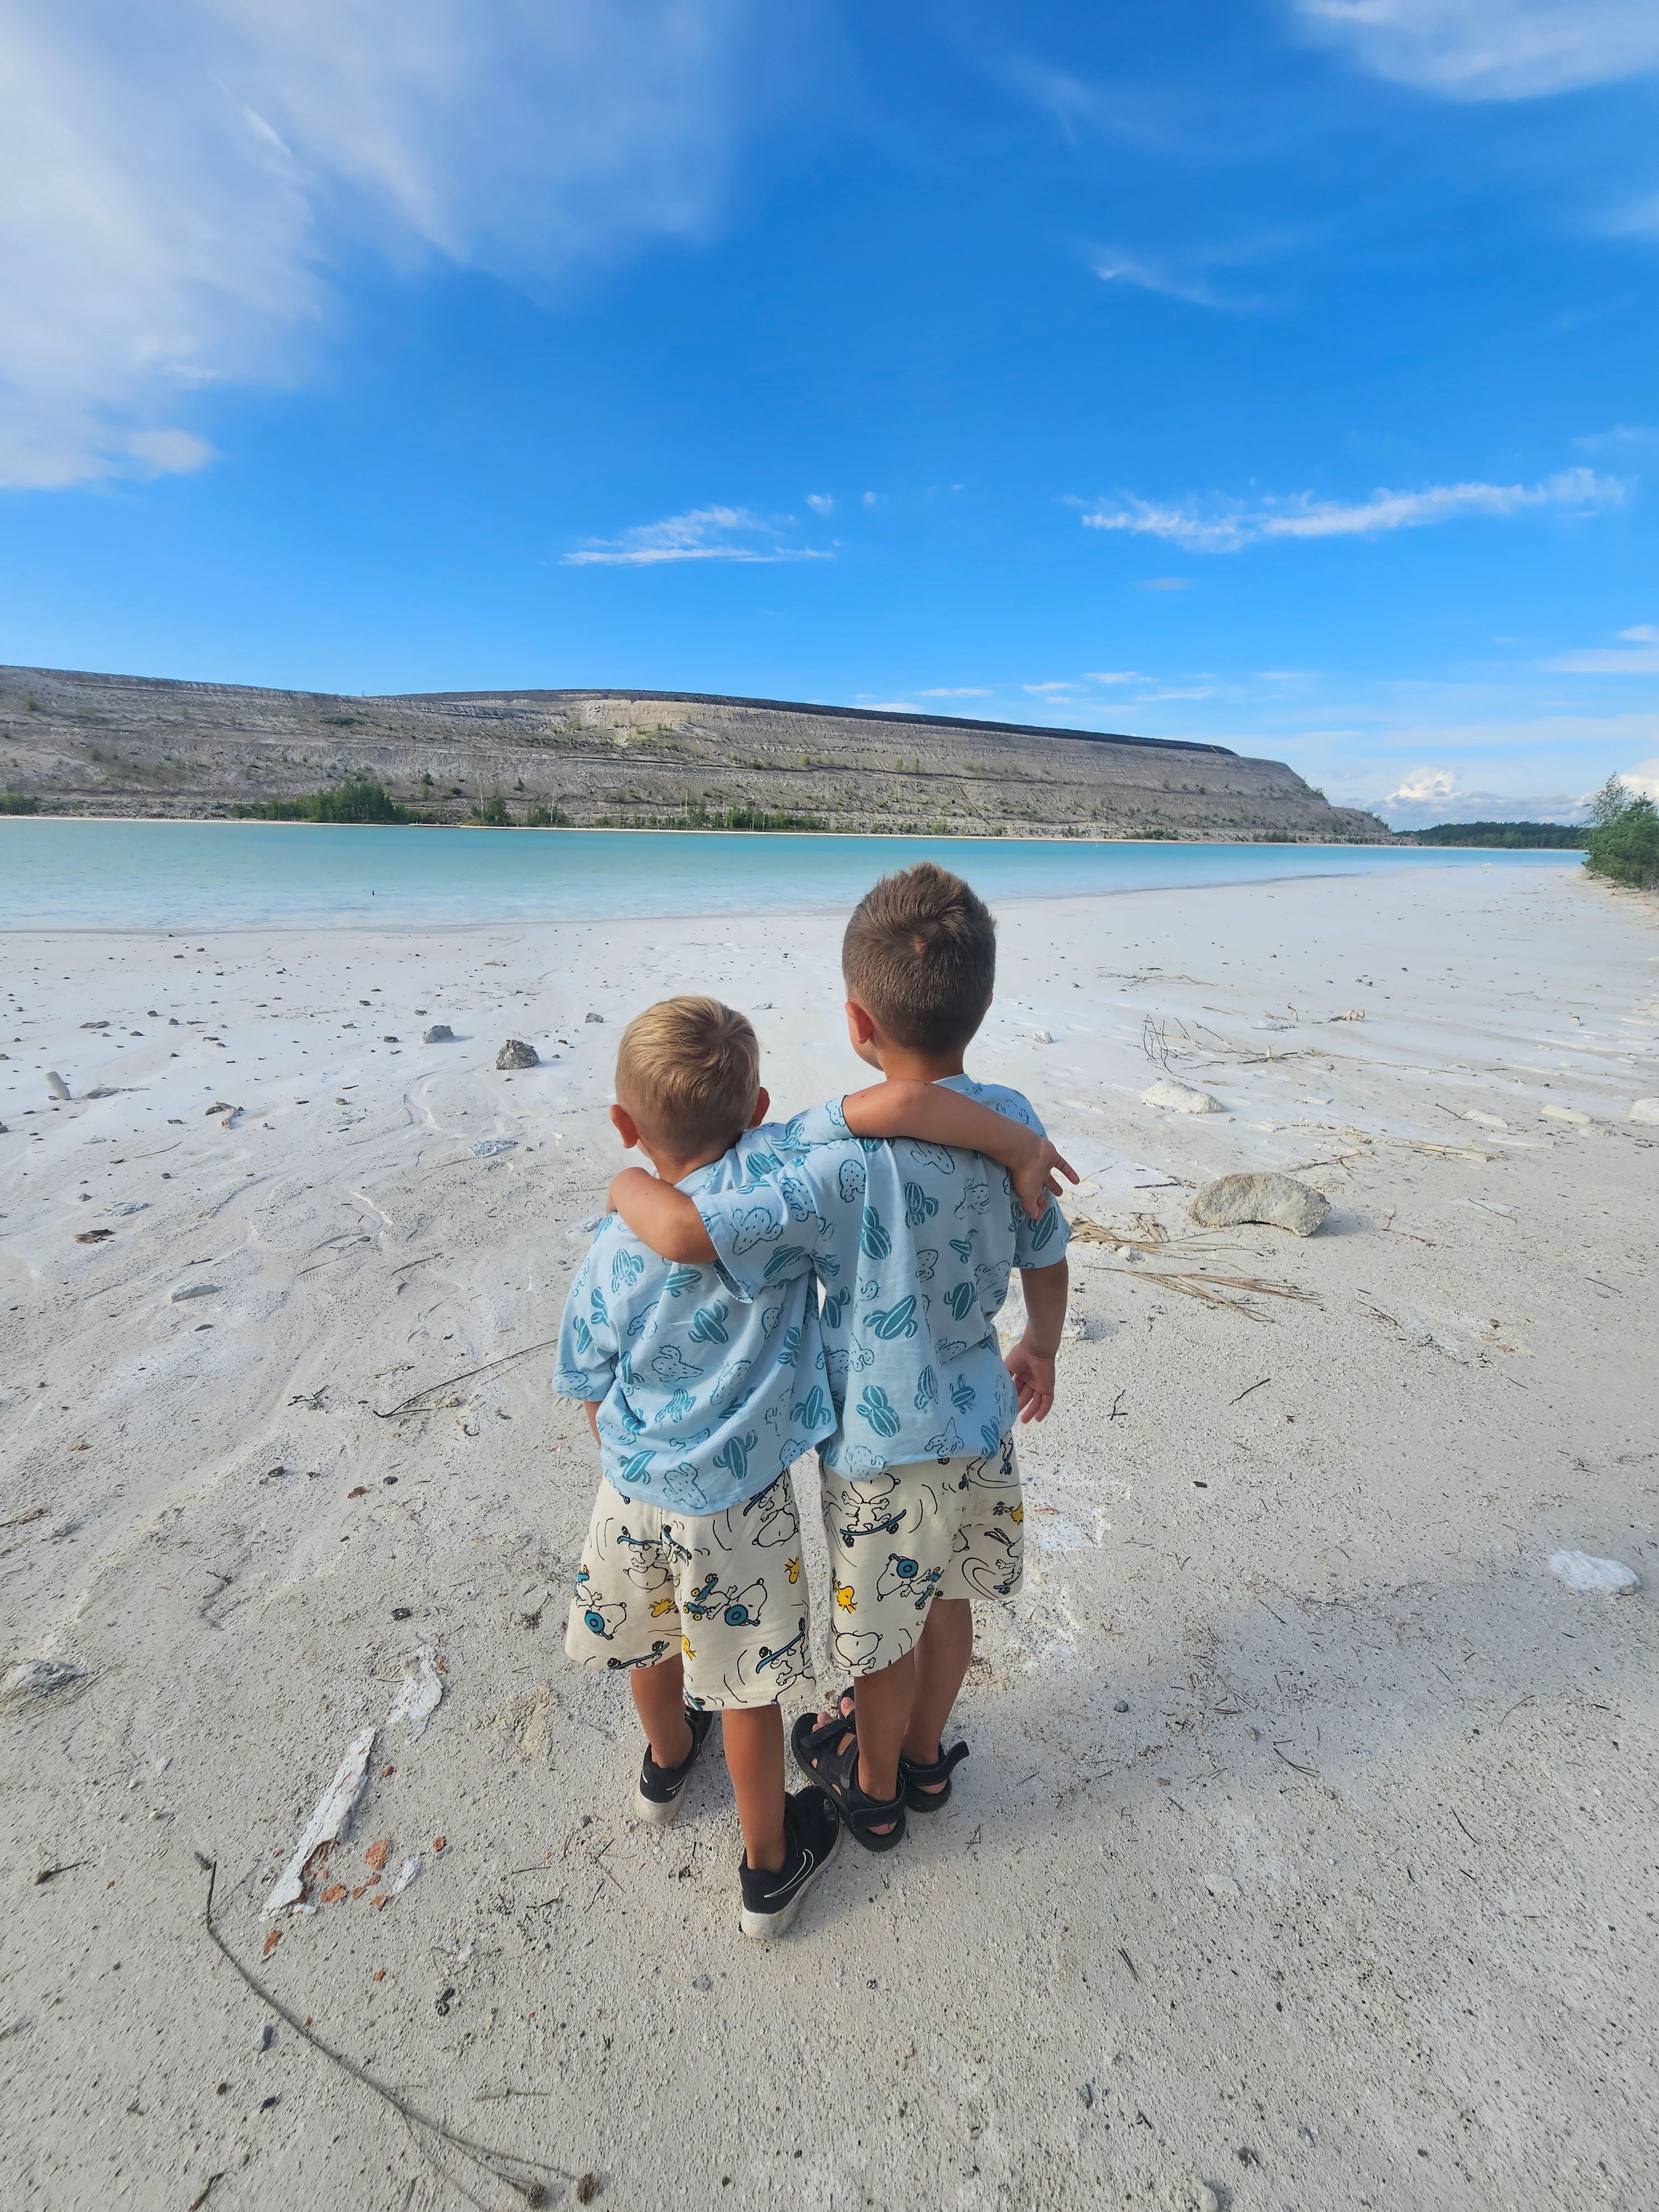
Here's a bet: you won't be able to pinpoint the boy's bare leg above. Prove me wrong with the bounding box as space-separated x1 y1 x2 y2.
850 1649 916 1826
629 1652 693 1769
902 1597 974 1791
722 1706 787 1873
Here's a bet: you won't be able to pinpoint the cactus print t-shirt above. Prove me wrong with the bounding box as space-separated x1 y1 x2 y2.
552 1130 848 1517
696 1077 1070 1478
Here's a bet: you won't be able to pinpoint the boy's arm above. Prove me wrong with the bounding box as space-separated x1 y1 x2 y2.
607 1169 715 1262
1005 1258 1068 1423
839 1079 1078 1221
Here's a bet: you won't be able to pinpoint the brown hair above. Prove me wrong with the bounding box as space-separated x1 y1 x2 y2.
841 862 997 1052
614 995 760 1152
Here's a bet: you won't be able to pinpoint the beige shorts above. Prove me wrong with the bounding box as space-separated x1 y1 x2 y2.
565 1466 816 1709
818 1433 1022 1681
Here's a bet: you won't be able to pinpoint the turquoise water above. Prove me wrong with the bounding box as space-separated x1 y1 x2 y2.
0 819 1579 931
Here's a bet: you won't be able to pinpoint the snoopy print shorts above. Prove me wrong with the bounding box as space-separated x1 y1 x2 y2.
818 1433 1022 1681
565 1466 816 1709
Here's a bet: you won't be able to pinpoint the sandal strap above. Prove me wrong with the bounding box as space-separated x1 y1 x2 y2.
902 1739 968 1787
790 1712 906 1834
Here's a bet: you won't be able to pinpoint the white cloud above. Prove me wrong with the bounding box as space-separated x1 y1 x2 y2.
1291 0 1659 101
1543 624 1659 671
561 506 831 567
1378 766 1589 826
1082 467 1623 551
805 493 834 515
1092 251 1251 312
1618 757 1659 800
1022 681 1075 697
917 686 992 697
1 0 794 489
1083 670 1146 684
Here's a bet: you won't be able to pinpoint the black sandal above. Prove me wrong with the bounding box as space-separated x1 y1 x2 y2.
790 1709 908 1853
900 1739 968 1812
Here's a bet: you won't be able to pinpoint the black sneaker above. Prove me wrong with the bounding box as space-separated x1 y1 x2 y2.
635 1704 716 1826
738 1787 842 1940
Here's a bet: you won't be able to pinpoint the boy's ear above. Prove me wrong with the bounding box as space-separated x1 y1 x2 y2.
844 998 879 1047
747 1086 770 1131
609 1103 641 1149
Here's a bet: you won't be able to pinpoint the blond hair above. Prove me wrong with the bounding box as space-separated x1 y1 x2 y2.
615 995 760 1152
842 862 996 1052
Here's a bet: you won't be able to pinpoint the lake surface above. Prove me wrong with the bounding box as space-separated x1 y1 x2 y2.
0 819 1579 932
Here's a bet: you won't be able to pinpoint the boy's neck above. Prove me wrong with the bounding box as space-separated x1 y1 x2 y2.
869 1045 967 1084
640 1133 739 1186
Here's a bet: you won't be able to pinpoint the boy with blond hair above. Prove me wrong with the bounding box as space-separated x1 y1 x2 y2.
558 989 1071 1932
609 865 1071 1852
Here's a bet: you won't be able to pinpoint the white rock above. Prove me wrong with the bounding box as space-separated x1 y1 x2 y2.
1630 1098 1659 1126
264 1725 378 1913
169 1282 221 1302
1465 1110 1509 1129
45 1070 71 1100
1549 1550 1640 1597
1541 1105 1593 1126
1063 1305 1089 1340
1188 1170 1329 1237
421 1024 455 1044
1032 1029 1052 1045
1142 1078 1224 1116
472 1137 517 1157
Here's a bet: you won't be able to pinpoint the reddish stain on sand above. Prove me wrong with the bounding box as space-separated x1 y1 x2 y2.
262 1931 281 1959
364 1839 390 1872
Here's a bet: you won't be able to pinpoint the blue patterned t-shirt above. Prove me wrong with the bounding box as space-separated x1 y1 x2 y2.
552 1130 850 1515
696 1077 1070 1477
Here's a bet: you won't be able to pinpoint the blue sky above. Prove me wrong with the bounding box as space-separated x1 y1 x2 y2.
3 1 1657 825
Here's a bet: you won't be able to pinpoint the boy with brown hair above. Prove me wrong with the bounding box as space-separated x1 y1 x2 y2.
558 987 1071 1932
608 865 1071 1853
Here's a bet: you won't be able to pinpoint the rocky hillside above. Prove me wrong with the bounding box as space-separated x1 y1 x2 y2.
0 667 1386 842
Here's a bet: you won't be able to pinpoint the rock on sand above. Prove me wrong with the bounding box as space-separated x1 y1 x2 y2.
1548 1550 1641 1597
495 1039 539 1070
1188 1171 1330 1237
1142 1077 1223 1115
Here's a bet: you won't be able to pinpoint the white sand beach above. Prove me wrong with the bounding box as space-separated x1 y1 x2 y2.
3 859 1657 2211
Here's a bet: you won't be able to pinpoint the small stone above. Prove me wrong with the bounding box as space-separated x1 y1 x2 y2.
1541 1105 1592 1126
1465 1110 1508 1129
81 1020 109 1030
1188 1171 1329 1237
205 1102 231 1116
1033 1029 1052 1045
45 1071 71 1100
1114 1699 1129 1713
692 1973 713 1992
421 1024 455 1044
1548 1550 1640 1597
1630 1098 1659 1126
585 1011 604 1024
1142 1077 1223 1115
169 1282 221 1302
381 1035 399 1044
495 1039 539 1070
473 1137 518 1157
1063 1305 1089 1340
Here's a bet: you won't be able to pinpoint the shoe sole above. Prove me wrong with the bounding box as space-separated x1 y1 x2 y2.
738 1820 843 1941
634 1785 684 1827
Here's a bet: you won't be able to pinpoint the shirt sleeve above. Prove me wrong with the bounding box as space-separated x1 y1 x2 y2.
552 1244 621 1400
773 1097 853 1152
984 1087 1070 1269
697 1141 866 1300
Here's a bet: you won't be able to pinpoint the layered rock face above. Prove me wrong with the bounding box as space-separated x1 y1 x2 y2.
0 669 1386 841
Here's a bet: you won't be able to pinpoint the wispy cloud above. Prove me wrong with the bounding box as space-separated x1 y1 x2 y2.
916 686 992 697
1092 250 1255 312
1290 0 1659 102
805 493 834 515
1543 623 1659 672
1081 467 1624 551
1022 680 1076 697
1 0 794 489
1083 671 1147 684
562 506 832 567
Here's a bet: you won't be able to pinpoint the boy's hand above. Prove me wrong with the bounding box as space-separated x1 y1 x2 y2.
1009 1134 1078 1223
1005 1338 1057 1423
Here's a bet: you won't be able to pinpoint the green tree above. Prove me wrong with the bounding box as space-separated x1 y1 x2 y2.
1585 795 1659 889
